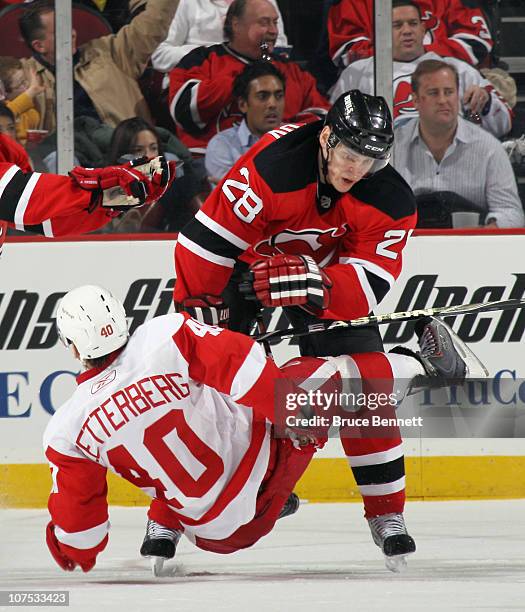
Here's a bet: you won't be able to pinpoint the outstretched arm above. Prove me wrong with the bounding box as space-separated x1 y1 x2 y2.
44 444 109 572
0 157 175 238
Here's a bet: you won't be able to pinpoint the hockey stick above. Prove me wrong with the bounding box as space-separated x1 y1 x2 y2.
255 298 525 343
255 309 272 357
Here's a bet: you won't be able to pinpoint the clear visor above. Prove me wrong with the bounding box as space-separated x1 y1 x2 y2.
331 141 390 175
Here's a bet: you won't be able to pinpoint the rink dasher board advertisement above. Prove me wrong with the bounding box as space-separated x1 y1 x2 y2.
1 234 525 505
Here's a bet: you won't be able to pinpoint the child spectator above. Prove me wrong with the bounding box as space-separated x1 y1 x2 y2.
0 57 43 144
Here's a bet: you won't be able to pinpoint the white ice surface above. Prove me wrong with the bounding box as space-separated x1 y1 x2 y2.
1 501 524 612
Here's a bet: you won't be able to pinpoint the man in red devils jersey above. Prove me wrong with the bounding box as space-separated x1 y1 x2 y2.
168 0 329 154
0 132 174 256
173 89 422 562
45 284 486 574
328 0 493 68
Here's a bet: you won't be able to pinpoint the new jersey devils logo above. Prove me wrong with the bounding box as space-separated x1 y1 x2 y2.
394 79 417 119
253 225 349 266
421 10 440 45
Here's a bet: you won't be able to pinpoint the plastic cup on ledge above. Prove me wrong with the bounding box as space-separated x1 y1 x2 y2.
26 129 49 145
451 211 480 228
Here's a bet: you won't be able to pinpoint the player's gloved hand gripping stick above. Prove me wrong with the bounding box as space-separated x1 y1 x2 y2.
239 254 332 316
69 155 176 212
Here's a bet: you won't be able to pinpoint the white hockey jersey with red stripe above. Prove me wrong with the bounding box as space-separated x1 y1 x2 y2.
330 52 512 139
44 313 280 559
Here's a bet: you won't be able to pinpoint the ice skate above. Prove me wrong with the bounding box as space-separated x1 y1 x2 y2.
140 519 182 577
367 512 416 573
278 492 300 519
415 316 488 382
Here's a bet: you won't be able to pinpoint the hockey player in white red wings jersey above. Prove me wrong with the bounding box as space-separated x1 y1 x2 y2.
44 285 488 574
44 284 328 573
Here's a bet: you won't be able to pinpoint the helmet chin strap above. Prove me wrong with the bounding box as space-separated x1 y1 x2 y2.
316 142 343 213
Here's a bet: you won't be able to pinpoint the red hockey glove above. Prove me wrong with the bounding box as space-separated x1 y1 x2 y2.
242 254 332 315
175 295 230 328
277 356 342 448
46 522 96 573
69 156 176 212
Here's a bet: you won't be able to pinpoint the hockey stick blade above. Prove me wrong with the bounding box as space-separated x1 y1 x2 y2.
256 298 525 343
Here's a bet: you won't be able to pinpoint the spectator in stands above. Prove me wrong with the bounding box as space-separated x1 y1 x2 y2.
205 61 285 182
107 117 201 232
152 0 288 74
0 57 43 144
393 60 524 229
168 0 329 155
0 103 17 142
328 0 493 69
330 0 511 139
17 0 179 135
76 0 131 33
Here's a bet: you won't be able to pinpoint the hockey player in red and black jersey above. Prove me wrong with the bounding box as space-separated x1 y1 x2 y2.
0 132 175 255
44 284 486 575
172 89 423 566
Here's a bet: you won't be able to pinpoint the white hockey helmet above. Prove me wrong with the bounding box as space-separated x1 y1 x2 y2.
56 285 129 360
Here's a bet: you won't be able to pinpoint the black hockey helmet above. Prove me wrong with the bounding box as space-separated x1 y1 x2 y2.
324 90 394 164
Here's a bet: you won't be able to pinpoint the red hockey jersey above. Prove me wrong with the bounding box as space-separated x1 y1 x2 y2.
328 0 493 67
0 133 32 172
168 44 329 154
0 133 32 253
44 312 283 567
174 121 417 321
0 156 118 239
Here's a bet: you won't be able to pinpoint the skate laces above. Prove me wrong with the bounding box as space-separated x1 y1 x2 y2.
368 513 407 544
419 325 439 358
145 519 181 542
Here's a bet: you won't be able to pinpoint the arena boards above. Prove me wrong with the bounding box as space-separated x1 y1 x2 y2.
2 233 525 506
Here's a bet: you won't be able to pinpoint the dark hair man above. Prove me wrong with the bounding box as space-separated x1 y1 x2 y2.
168 0 328 154
205 61 286 181
18 0 178 134
330 1 511 138
328 0 493 68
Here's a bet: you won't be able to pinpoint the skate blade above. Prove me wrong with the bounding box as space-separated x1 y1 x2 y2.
384 553 409 573
431 317 489 378
150 556 165 577
452 336 489 378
